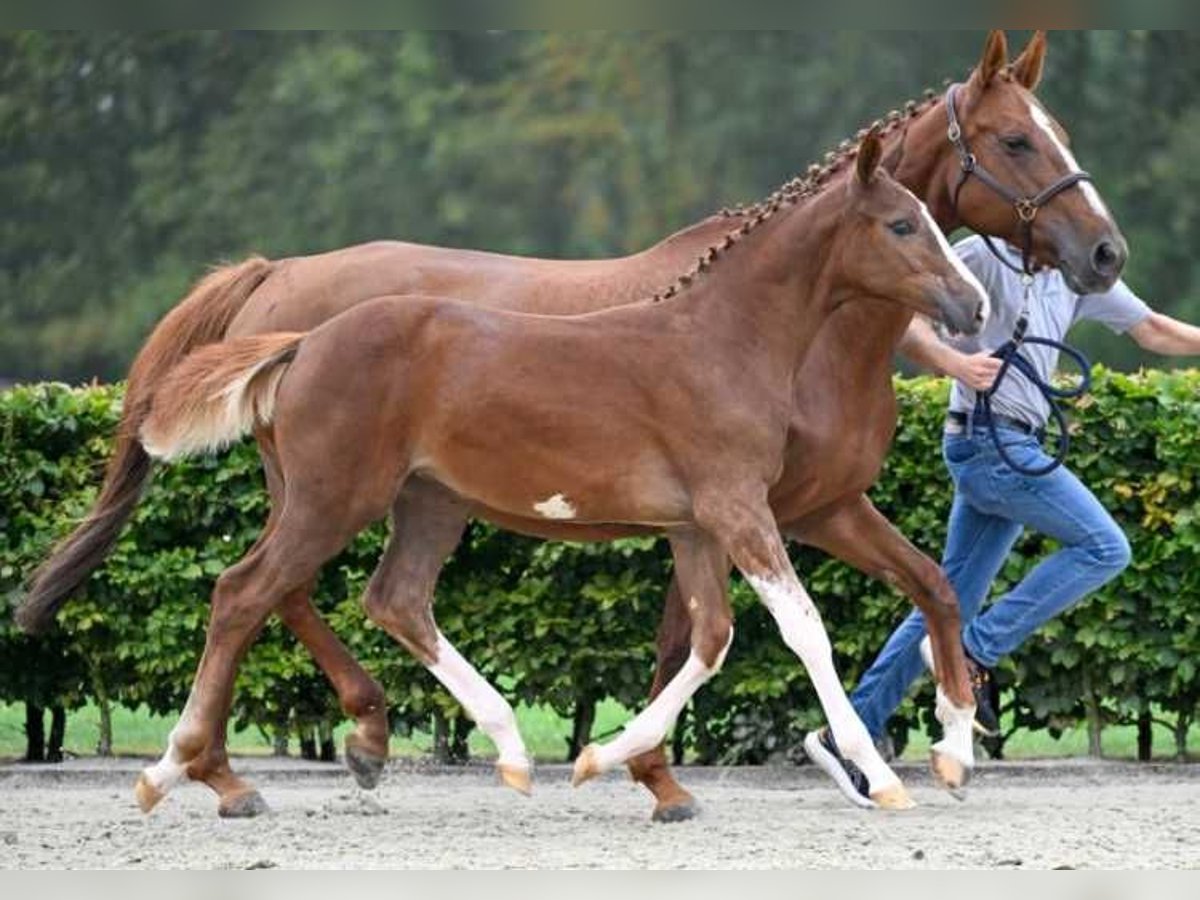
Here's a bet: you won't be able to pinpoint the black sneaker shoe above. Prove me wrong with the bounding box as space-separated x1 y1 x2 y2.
966 654 1001 737
804 727 875 809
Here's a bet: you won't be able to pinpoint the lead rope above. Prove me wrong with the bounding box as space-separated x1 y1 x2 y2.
972 272 1092 477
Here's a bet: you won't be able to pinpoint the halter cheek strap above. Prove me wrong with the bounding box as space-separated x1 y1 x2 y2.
945 83 1093 279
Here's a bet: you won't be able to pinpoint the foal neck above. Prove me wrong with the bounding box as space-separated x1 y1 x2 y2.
677 185 848 375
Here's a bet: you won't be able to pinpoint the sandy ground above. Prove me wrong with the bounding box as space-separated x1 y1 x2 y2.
0 757 1196 869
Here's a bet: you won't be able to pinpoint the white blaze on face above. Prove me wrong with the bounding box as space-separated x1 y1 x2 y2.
1028 99 1112 220
534 493 577 520
914 193 990 326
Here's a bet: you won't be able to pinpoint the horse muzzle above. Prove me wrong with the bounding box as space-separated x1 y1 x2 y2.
1058 233 1129 295
933 285 988 337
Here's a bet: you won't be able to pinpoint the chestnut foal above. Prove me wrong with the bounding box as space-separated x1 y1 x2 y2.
21 30 1127 821
134 135 985 816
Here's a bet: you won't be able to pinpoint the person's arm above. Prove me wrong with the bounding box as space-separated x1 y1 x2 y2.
1128 312 1200 357
899 317 1003 392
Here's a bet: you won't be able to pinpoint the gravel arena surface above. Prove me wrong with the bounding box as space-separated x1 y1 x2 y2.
0 757 1197 869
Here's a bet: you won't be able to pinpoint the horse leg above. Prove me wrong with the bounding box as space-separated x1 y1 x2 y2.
786 495 976 791
257 431 390 788
573 529 732 789
136 487 382 817
360 482 532 793
626 575 702 822
277 591 390 788
698 490 913 810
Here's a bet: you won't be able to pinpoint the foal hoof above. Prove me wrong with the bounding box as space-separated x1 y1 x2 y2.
651 798 699 824
218 789 271 819
571 744 603 787
930 749 972 799
870 783 917 811
134 773 165 815
497 763 533 796
345 741 387 791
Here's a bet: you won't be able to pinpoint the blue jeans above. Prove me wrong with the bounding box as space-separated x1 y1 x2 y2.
850 426 1132 740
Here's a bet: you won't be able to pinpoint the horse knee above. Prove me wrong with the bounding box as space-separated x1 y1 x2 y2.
920 565 963 631
363 585 438 662
760 589 830 663
209 568 271 634
694 616 734 672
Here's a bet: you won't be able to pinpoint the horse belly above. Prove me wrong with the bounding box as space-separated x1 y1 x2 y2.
419 430 692 529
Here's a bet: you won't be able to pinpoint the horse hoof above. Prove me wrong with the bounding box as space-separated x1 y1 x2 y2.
651 798 699 823
930 749 972 798
218 790 271 819
870 783 917 811
345 741 387 791
134 773 165 815
498 763 533 796
571 744 603 787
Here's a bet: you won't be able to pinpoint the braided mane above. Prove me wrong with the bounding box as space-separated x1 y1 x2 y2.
650 81 957 304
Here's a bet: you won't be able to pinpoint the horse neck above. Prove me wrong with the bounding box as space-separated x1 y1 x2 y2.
679 189 847 381
638 215 742 266
820 300 915 379
890 97 961 230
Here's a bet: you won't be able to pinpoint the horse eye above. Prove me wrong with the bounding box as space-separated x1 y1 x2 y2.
888 219 916 237
1000 134 1033 153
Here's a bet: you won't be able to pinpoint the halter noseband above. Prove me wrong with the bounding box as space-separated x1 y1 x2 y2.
945 82 1093 278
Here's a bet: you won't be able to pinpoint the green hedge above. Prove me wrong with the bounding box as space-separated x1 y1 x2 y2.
2 370 1199 761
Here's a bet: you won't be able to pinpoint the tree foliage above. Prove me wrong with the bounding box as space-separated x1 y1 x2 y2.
3 372 1197 761
4 31 1200 383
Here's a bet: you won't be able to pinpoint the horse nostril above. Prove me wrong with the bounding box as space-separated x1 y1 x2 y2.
1092 240 1120 275
974 300 986 325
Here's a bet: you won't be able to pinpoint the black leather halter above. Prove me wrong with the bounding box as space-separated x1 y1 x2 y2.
945 82 1093 278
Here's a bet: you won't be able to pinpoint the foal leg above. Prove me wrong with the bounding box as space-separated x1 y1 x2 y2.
258 433 390 788
573 530 733 788
277 591 390 787
787 495 976 792
626 576 703 822
361 482 532 794
136 504 365 817
699 491 913 810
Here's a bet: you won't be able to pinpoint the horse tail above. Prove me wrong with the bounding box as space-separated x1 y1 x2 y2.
15 257 275 635
140 333 306 462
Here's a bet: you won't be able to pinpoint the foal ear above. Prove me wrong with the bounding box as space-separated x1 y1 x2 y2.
971 30 1009 89
856 127 884 186
1012 30 1048 91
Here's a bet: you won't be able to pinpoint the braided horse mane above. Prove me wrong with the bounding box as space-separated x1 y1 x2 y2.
648 72 994 304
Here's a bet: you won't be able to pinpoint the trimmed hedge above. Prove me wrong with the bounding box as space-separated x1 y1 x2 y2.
2 370 1198 761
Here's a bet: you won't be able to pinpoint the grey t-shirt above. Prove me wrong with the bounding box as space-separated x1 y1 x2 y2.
947 236 1152 427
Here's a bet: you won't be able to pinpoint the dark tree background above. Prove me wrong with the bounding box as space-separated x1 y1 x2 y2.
3 30 1200 384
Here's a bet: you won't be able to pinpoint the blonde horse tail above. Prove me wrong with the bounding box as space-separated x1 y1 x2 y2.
140 333 306 462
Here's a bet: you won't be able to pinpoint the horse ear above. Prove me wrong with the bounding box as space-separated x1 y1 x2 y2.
856 127 884 186
1012 30 1048 91
971 30 1009 89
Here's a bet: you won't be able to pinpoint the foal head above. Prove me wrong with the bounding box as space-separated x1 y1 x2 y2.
834 131 988 337
923 31 1127 293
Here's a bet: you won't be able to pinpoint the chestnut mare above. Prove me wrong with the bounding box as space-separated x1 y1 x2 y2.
134 133 985 818
20 32 1126 820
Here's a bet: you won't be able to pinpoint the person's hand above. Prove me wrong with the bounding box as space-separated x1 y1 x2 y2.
950 352 1004 392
